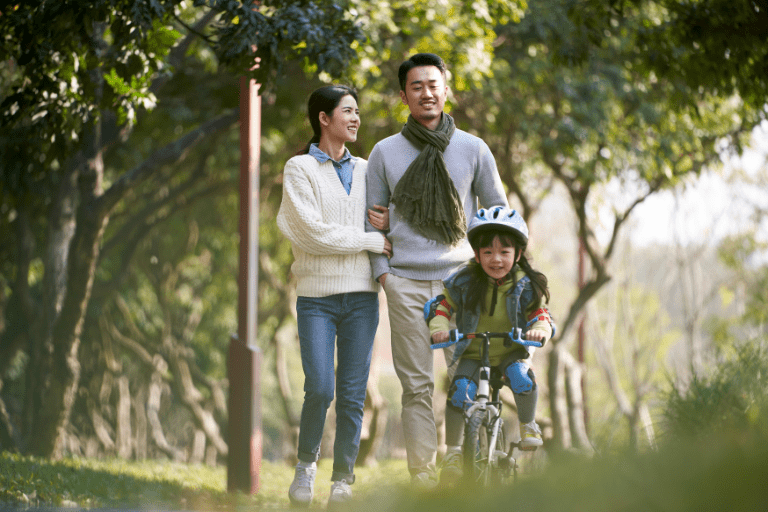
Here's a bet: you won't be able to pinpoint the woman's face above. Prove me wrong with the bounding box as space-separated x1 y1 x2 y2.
475 236 519 280
321 94 360 144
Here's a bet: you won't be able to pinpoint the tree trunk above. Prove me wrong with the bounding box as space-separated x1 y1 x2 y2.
356 377 388 466
563 351 591 450
274 323 301 461
0 380 17 451
147 369 186 461
190 429 207 464
27 116 109 456
133 384 149 460
638 403 656 450
116 375 133 459
167 345 228 456
89 398 116 453
547 344 571 450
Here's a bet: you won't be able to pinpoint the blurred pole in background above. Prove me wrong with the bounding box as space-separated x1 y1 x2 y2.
228 76 262 494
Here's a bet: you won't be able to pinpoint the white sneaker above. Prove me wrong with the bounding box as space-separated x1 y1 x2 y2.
288 461 316 507
520 421 543 450
328 479 352 506
440 447 463 485
411 470 439 490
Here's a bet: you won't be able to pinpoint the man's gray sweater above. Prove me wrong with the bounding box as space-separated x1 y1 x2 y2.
365 128 508 281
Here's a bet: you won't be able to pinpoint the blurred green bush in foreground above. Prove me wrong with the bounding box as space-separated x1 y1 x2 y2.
2 341 767 511
365 341 768 512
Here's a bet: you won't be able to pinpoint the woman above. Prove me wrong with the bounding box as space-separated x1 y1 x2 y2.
276 85 391 507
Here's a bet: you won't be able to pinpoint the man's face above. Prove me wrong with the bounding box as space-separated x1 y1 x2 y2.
400 65 448 130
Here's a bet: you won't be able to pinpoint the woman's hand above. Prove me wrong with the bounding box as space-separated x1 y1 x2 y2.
526 329 548 343
382 235 392 258
368 204 389 231
431 331 449 344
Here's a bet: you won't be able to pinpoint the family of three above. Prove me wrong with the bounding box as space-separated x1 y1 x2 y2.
276 52 555 507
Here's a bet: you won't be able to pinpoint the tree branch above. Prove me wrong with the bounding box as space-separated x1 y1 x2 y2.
98 110 238 215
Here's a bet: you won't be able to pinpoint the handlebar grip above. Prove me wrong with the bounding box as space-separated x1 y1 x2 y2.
430 329 462 350
508 329 543 348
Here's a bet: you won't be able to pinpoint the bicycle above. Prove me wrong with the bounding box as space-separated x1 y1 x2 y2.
433 328 542 487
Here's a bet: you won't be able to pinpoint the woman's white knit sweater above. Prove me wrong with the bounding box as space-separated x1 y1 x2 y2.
277 154 385 297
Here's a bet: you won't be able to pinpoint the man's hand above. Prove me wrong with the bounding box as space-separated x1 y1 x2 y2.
378 273 389 288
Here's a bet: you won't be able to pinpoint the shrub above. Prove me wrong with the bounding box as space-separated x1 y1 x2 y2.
663 341 768 442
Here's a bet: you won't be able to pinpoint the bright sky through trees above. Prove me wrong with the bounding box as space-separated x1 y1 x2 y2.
601 122 768 251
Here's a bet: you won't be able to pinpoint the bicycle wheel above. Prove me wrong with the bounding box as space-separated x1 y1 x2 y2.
463 408 490 485
490 419 513 486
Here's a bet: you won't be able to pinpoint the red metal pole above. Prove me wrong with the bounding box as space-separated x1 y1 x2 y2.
227 76 262 494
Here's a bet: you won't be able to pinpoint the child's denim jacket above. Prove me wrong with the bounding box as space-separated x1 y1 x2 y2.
442 263 537 366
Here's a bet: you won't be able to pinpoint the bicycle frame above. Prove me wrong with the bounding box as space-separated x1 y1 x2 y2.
440 330 542 486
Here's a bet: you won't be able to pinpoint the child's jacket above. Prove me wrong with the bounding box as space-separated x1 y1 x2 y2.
428 262 554 366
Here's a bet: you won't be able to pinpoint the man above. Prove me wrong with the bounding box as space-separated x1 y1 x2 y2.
366 53 508 488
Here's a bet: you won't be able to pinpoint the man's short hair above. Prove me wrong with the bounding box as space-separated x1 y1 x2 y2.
398 53 447 92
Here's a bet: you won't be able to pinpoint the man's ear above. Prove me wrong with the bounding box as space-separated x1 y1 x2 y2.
400 89 408 106
474 250 480 264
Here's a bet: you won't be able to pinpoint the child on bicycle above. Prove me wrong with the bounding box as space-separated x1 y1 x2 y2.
424 205 555 485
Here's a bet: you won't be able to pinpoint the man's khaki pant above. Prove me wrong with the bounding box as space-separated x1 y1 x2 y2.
384 274 454 477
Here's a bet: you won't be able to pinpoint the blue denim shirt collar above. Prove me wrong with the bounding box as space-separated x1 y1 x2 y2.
309 143 357 195
308 143 355 166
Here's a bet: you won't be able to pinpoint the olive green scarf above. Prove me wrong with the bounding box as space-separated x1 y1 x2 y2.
390 113 467 246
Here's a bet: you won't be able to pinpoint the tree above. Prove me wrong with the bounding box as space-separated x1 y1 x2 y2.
0 0 364 458
568 0 768 114
588 246 676 452
455 0 765 450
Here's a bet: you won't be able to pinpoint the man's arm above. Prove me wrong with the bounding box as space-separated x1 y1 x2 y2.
474 141 509 209
365 144 393 280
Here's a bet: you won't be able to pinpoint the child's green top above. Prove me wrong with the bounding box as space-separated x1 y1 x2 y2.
429 268 551 366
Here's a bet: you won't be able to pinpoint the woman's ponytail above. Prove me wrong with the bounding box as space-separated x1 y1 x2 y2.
298 133 321 155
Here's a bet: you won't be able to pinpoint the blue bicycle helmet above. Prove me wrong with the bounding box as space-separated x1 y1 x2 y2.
467 206 528 250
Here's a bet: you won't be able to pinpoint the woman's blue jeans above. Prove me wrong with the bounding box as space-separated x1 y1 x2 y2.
296 292 378 483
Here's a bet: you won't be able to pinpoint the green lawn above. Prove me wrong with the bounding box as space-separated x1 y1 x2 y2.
0 451 410 510
4 437 768 512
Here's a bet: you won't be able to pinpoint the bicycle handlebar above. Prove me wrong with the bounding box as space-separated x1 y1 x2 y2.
430 329 543 350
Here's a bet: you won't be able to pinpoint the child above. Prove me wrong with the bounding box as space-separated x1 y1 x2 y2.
424 206 554 485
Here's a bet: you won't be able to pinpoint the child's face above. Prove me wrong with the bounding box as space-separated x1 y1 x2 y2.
475 236 519 280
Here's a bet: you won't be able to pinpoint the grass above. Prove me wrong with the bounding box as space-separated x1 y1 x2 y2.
6 344 768 510
4 436 768 511
0 452 410 510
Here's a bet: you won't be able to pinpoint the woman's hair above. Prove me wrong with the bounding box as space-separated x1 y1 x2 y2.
465 230 550 315
298 84 358 155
